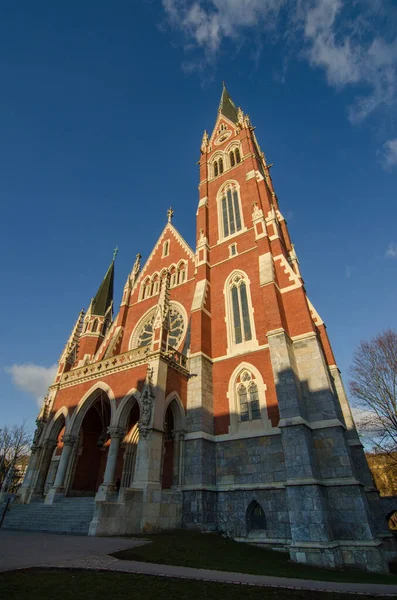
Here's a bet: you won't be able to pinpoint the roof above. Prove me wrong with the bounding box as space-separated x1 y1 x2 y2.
91 260 114 317
218 82 239 123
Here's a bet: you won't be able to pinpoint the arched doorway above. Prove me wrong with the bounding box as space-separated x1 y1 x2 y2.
35 414 66 496
246 500 266 534
70 392 111 495
119 401 140 490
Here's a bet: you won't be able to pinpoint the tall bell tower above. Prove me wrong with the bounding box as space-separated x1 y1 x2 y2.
183 83 393 571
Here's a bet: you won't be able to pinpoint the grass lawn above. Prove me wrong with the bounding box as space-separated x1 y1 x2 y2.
111 530 397 585
0 569 392 600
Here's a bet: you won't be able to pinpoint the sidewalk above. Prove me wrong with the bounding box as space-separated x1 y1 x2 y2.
1 530 396 596
48 554 397 597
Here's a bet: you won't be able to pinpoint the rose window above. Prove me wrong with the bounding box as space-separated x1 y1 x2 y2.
135 303 186 350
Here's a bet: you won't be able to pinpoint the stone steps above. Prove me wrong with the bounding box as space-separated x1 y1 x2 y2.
2 497 95 535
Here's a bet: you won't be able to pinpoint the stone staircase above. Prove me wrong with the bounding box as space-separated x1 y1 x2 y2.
1 497 95 535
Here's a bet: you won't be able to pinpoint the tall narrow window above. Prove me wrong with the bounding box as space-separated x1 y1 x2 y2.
92 319 98 333
230 275 252 344
235 148 241 163
214 161 219 177
219 158 224 174
220 185 242 239
230 151 235 167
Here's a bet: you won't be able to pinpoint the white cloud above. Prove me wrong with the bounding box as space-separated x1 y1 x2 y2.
385 242 397 258
6 363 57 407
161 0 397 122
379 138 397 169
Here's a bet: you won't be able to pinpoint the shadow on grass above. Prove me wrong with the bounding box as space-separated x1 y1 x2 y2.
0 569 393 600
110 530 397 585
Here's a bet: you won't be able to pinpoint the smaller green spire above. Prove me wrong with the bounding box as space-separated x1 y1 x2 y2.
91 259 114 317
218 82 239 123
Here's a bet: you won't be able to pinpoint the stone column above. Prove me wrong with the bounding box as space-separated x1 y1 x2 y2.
96 426 126 501
18 445 42 504
45 435 77 504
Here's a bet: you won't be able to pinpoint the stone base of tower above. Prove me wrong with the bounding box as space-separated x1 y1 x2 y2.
88 488 183 537
289 539 395 573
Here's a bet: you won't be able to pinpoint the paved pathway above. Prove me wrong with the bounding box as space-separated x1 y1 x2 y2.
0 530 144 572
1 530 396 596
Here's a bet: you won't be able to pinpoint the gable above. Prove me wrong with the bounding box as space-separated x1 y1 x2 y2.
132 223 195 296
209 114 237 148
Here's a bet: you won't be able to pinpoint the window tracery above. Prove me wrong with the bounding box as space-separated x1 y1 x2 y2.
227 364 270 435
132 303 187 350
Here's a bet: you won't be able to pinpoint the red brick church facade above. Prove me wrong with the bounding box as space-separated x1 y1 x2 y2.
16 85 395 573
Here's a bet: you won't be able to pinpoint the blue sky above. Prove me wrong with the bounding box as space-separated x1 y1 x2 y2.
1 0 397 431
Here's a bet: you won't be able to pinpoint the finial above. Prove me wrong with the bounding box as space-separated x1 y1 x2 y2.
167 207 174 223
113 246 119 261
222 80 226 88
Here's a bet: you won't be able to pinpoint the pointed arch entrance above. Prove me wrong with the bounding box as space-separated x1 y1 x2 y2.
116 393 140 491
69 390 112 495
35 410 67 497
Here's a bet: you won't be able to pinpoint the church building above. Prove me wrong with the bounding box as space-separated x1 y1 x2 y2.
11 85 396 573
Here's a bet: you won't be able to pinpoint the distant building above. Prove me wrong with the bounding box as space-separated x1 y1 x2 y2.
366 452 397 496
12 85 396 573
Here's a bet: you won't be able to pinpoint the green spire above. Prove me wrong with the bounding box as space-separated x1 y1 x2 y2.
91 257 115 317
218 82 238 123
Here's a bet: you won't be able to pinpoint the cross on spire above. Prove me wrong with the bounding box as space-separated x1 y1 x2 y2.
167 207 174 223
113 246 119 261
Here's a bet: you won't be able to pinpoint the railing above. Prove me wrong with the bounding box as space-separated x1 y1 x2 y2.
60 345 189 386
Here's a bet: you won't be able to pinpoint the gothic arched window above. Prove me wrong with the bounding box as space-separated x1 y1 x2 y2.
214 161 219 177
247 501 266 531
92 319 98 333
227 364 270 434
235 148 241 164
237 371 261 422
220 184 243 239
219 158 224 174
229 151 235 167
231 275 252 344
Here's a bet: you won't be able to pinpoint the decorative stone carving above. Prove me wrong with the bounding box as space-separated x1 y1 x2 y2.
153 272 171 331
139 366 155 437
197 228 207 247
107 426 127 440
200 130 209 153
131 253 141 284
237 107 244 126
252 202 263 222
61 434 78 447
244 114 251 128
32 418 45 447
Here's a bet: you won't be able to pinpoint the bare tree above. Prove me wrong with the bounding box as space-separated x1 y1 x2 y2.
349 329 397 469
0 422 32 493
